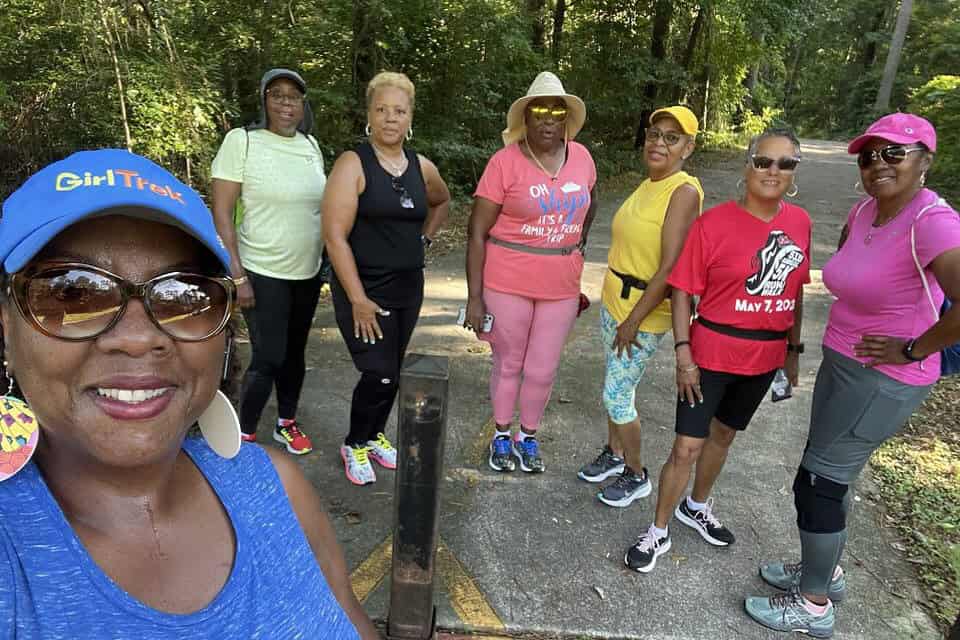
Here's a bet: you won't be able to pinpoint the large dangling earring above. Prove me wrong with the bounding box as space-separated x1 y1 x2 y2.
736 177 744 196
406 127 413 141
786 181 799 198
920 172 927 187
854 180 867 196
197 390 241 459
364 123 372 137
0 362 39 482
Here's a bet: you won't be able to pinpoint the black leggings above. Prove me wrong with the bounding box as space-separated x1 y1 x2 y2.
332 280 423 446
239 270 323 435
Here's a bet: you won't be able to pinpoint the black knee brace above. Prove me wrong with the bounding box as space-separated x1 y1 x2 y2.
793 466 849 533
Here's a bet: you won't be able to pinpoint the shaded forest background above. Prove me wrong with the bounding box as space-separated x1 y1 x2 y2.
1 0 958 199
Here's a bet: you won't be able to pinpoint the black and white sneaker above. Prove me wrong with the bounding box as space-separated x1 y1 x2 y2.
675 498 735 546
624 525 672 573
597 466 652 507
577 445 625 483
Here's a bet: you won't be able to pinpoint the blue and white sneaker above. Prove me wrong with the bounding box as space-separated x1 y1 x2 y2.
512 436 545 473
488 435 516 472
744 588 835 638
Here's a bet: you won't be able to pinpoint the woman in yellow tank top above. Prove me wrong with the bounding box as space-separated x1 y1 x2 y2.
577 106 703 508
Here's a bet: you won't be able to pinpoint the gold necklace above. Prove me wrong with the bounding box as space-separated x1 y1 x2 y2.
524 139 566 181
370 142 407 176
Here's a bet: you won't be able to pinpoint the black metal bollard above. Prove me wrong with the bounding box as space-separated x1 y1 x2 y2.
386 354 449 640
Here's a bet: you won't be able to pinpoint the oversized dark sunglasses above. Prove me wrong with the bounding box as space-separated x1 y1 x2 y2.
750 155 800 171
9 263 236 342
856 144 925 169
391 176 415 209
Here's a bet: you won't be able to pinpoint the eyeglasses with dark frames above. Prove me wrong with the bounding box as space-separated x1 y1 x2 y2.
857 144 925 169
266 89 305 105
8 263 236 342
645 128 685 146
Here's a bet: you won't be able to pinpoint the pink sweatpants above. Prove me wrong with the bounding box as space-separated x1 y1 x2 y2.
483 289 580 430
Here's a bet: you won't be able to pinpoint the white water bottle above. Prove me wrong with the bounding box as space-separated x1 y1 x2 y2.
771 368 792 402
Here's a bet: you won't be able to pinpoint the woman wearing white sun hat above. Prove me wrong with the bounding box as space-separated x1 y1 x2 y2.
465 71 598 474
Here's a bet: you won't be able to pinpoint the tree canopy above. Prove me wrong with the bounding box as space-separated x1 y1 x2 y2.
1 0 957 198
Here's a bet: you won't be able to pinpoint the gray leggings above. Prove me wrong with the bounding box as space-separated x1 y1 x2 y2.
795 347 932 595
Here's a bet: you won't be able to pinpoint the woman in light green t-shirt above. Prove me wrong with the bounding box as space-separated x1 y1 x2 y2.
210 68 326 456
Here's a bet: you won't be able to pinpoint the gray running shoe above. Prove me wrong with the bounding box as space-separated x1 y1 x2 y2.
577 446 625 483
760 561 847 602
744 588 835 638
597 466 652 507
488 435 516 472
512 437 545 473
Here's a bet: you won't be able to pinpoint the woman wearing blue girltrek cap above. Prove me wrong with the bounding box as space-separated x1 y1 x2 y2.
0 150 378 639
746 113 960 637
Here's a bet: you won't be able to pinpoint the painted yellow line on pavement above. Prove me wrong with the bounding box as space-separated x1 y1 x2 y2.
350 534 504 629
438 541 505 630
350 534 392 603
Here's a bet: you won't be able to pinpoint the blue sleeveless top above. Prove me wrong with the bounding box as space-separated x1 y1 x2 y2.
0 438 360 639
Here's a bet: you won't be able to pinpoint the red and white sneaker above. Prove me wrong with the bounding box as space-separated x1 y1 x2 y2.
366 433 397 469
273 422 313 455
340 445 376 485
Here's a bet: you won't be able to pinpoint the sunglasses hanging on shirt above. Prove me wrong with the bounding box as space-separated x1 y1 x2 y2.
391 176 415 209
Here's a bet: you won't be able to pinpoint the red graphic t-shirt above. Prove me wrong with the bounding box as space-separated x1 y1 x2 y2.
667 200 812 375
474 141 597 300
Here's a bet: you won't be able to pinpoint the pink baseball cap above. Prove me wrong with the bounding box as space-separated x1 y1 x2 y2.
847 113 937 154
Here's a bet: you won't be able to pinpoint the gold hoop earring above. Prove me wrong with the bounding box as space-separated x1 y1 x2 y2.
0 362 39 482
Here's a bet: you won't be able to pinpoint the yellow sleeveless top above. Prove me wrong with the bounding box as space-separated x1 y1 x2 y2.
601 171 703 332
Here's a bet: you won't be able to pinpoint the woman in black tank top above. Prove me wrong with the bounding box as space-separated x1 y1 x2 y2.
322 72 450 486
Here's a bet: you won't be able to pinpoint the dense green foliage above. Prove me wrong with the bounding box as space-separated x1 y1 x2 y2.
0 0 957 199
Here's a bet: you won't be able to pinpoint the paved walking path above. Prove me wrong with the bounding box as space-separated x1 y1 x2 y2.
248 140 940 639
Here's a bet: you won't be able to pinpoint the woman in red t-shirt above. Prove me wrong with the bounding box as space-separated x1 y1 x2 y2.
624 128 811 573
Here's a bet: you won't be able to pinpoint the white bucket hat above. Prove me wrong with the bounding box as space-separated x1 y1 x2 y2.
502 72 586 146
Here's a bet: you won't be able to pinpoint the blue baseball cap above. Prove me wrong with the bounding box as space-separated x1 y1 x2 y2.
0 149 230 273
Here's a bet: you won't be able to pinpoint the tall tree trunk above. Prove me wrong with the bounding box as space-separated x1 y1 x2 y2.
861 7 888 70
99 8 133 151
698 3 713 130
526 0 547 53
551 0 567 63
635 0 674 147
352 0 379 125
874 0 913 111
672 2 705 102
782 41 804 110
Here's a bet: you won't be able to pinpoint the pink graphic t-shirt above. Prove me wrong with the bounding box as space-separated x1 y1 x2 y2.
822 190 960 386
475 141 597 300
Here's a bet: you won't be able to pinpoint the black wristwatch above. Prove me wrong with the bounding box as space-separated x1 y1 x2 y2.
787 343 805 354
421 235 433 249
902 338 925 362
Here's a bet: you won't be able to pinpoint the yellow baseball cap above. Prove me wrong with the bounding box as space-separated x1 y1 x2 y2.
649 106 699 136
